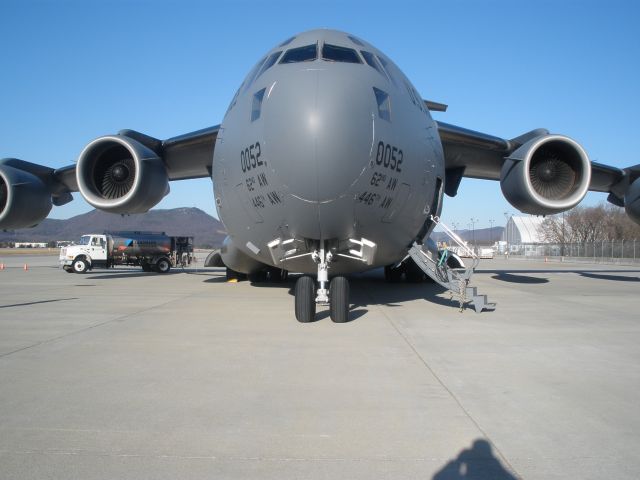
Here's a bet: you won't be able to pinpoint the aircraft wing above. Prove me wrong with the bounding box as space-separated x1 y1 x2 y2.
109 125 220 181
0 125 219 229
436 120 634 207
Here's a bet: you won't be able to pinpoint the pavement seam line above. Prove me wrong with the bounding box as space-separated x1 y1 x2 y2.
0 292 201 360
371 297 522 479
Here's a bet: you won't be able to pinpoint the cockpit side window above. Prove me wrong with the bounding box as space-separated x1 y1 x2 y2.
255 51 282 81
242 55 268 93
373 87 391 122
376 55 399 87
251 88 266 122
280 44 318 63
322 43 362 63
404 80 425 113
361 50 384 75
226 86 242 114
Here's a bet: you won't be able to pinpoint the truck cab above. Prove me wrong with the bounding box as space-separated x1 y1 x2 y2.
60 234 109 273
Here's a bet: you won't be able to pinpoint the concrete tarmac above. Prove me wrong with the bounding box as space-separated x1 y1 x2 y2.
0 254 638 479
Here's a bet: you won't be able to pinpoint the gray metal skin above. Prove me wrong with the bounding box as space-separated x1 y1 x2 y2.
213 29 443 275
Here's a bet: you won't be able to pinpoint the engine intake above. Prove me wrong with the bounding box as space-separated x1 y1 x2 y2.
0 164 52 229
76 135 169 214
500 135 591 215
624 177 640 224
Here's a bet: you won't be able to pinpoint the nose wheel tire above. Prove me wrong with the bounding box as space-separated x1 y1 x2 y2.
329 276 350 323
295 275 316 323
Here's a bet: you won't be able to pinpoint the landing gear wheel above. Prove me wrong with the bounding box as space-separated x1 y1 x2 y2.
384 265 403 283
294 275 316 323
405 260 425 283
155 257 171 274
248 270 267 283
72 259 88 274
267 267 288 282
329 276 350 323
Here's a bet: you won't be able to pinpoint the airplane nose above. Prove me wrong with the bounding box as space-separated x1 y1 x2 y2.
265 69 372 202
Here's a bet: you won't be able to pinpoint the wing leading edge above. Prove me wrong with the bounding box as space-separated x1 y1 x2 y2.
0 125 219 229
435 120 633 207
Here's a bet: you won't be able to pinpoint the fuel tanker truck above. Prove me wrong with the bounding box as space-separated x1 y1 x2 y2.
59 231 194 273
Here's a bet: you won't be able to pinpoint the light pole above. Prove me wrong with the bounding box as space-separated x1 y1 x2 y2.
489 219 495 247
470 218 477 251
561 211 565 257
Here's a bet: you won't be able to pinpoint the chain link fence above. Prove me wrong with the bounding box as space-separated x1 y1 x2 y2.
504 241 640 264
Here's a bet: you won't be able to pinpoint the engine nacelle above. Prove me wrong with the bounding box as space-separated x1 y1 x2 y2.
76 135 169 214
500 135 591 215
624 177 640 224
219 236 265 274
0 164 52 229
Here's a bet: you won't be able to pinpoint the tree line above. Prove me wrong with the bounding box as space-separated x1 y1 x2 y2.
540 203 640 243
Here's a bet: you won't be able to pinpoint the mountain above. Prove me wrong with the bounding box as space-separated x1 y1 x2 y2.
0 208 226 248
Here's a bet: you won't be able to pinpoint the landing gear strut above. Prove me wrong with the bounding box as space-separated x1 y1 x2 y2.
293 246 350 323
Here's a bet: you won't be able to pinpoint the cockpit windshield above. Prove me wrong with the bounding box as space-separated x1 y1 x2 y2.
280 44 318 63
79 235 91 245
322 43 362 63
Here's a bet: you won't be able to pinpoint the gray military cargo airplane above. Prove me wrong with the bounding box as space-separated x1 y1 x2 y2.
1 29 639 322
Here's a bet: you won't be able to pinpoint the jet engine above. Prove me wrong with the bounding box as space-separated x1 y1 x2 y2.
0 164 52 229
500 135 591 215
76 135 169 214
624 177 640 224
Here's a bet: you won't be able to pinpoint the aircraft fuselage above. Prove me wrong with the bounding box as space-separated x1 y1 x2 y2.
213 29 444 275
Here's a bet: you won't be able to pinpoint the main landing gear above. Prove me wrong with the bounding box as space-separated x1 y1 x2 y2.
294 248 350 323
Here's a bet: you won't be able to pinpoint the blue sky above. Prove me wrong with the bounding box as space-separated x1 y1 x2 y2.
1 0 638 230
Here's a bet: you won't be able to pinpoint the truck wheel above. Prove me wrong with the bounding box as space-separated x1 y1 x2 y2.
72 259 88 274
63 266 74 273
155 258 171 274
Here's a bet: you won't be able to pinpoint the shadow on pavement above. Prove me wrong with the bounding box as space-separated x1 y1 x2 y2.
0 298 78 309
433 439 517 480
490 273 549 284
578 272 640 282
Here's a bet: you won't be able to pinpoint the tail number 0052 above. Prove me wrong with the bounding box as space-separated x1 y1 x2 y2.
375 141 403 172
240 142 264 173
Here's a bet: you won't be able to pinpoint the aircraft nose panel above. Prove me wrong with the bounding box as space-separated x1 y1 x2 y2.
265 68 373 203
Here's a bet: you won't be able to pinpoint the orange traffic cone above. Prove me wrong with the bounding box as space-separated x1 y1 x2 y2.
23 263 28 271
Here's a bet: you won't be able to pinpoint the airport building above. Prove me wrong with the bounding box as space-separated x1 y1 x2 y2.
501 215 548 255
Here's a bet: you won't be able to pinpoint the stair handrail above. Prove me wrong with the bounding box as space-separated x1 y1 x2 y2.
429 215 478 266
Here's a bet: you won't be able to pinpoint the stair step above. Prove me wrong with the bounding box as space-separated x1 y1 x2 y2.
408 242 494 313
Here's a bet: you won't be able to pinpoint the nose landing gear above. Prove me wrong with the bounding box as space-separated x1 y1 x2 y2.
293 247 350 323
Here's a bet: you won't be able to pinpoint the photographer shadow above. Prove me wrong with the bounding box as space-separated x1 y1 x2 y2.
433 439 517 480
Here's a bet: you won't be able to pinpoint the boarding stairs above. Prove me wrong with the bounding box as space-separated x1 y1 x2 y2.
408 216 495 313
